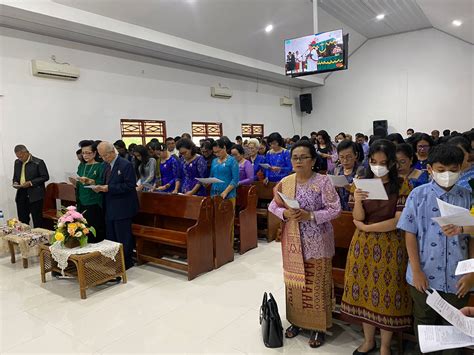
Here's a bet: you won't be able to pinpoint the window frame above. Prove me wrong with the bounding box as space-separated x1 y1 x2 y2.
241 123 264 139
120 119 167 145
191 121 223 139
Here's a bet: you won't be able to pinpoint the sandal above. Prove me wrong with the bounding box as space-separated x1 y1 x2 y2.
309 331 325 348
285 325 301 338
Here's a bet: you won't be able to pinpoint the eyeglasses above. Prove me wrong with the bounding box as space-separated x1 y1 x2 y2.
291 156 312 162
82 151 94 156
339 155 355 161
397 159 409 165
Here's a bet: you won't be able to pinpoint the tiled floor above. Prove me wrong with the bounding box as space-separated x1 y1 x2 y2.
1 241 407 354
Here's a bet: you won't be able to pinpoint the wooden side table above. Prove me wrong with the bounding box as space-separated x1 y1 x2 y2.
39 244 127 299
5 228 52 268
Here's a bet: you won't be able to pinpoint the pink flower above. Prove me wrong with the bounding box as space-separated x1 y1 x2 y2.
63 215 74 223
70 211 83 220
66 206 77 211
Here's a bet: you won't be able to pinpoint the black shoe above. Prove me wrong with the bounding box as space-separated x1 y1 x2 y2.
106 277 122 283
353 344 377 355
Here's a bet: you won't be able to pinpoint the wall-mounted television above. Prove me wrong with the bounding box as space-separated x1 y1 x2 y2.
284 29 349 77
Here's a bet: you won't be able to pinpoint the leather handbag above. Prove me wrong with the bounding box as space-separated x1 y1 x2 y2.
259 292 283 348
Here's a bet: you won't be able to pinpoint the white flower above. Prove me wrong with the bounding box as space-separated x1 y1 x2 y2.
58 222 64 228
74 231 82 238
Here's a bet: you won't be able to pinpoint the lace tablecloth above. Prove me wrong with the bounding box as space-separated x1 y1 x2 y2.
0 223 33 254
49 240 121 273
3 228 53 258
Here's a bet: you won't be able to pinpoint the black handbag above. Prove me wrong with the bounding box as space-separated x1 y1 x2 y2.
259 292 283 348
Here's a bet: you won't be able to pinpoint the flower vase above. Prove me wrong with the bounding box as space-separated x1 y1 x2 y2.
64 238 80 249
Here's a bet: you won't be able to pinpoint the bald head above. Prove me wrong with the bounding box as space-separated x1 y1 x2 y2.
98 141 117 163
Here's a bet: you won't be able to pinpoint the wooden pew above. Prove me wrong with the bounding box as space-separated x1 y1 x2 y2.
42 182 76 228
331 211 356 311
234 185 258 255
253 181 281 242
212 196 235 268
132 192 214 280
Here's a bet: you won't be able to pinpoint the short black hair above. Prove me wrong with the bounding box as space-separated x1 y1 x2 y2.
337 132 346 138
113 140 126 149
231 144 245 155
165 137 175 143
128 143 137 152
300 136 310 141
386 133 405 145
235 136 242 141
310 131 317 136
176 138 197 155
148 141 165 151
267 132 284 147
355 133 364 139
200 141 212 151
407 128 414 133
337 140 358 155
427 144 464 166
211 138 227 150
76 148 82 155
447 136 471 154
443 129 451 136
396 143 416 166
291 135 300 142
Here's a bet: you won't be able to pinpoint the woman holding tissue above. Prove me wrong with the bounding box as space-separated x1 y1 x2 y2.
268 140 341 348
70 140 105 243
340 139 412 355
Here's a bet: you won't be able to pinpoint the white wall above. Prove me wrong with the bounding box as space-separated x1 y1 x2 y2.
303 28 474 138
0 28 303 219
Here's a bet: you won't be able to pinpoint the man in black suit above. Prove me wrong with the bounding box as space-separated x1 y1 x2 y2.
12 145 49 227
94 142 138 269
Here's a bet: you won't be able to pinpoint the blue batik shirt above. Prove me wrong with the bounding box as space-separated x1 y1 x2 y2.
397 180 471 294
457 165 474 192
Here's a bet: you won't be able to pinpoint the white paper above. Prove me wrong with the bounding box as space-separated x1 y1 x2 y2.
328 174 350 188
195 177 224 185
432 198 474 227
83 185 97 189
259 163 272 169
55 198 62 211
418 325 474 353
426 289 474 337
353 178 388 200
455 259 474 276
277 191 300 209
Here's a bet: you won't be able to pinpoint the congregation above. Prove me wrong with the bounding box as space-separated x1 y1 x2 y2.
11 126 474 354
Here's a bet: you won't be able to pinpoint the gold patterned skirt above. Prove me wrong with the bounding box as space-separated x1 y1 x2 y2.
286 258 334 332
340 229 412 331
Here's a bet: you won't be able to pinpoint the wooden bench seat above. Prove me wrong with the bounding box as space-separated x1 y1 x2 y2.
234 185 258 255
133 192 214 280
253 181 281 242
42 182 76 229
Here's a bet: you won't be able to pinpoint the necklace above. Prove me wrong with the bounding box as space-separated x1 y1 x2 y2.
82 162 97 177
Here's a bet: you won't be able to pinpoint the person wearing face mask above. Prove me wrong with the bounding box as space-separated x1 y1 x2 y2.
263 132 292 185
396 143 429 189
406 128 414 138
411 133 434 172
341 140 412 355
397 144 474 355
447 136 474 192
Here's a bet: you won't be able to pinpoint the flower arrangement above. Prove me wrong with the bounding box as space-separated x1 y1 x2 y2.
2 218 29 234
51 206 96 248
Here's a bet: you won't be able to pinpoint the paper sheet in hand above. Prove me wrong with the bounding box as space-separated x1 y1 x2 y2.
431 198 474 226
455 259 474 276
277 191 300 209
195 177 224 184
353 178 388 200
83 185 97 189
426 289 474 337
328 174 349 188
418 325 474 353
259 163 272 169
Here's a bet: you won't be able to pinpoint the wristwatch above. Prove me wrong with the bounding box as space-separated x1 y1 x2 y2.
310 213 315 222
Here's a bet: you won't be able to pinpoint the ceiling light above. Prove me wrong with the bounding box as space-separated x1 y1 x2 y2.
265 24 273 33
376 14 385 20
452 20 462 27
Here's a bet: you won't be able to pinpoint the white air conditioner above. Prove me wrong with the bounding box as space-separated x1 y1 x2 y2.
31 60 80 80
211 86 232 99
280 97 295 106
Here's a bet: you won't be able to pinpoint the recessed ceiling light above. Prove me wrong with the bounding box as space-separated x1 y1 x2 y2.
265 24 273 33
452 20 462 27
376 14 385 20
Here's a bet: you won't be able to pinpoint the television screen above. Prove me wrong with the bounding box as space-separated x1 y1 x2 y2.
284 29 348 77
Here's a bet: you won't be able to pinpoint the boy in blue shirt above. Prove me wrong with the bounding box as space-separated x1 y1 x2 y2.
397 145 474 354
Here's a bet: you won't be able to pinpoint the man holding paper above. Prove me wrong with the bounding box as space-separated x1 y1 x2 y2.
397 145 474 354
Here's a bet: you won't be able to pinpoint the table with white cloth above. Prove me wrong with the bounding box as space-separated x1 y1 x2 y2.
39 240 127 299
1 225 51 268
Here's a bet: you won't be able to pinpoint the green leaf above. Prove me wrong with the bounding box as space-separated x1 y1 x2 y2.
50 234 57 244
79 235 88 247
89 226 97 237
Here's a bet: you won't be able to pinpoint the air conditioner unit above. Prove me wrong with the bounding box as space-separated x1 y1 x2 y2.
280 97 295 106
211 86 232 99
31 60 80 80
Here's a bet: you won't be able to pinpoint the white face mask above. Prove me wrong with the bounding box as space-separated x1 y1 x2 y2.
370 164 389 177
432 171 460 188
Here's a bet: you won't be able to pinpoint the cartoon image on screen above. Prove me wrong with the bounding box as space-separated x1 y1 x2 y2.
284 29 347 77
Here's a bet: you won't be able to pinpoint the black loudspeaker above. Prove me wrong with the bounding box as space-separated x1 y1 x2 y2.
299 94 312 114
373 120 388 137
